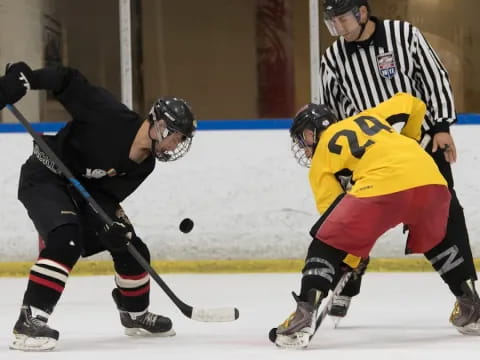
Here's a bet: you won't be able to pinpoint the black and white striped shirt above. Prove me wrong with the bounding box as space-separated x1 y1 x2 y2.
320 17 455 135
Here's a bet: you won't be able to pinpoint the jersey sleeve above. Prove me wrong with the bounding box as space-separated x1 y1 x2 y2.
411 26 457 133
320 50 357 119
309 142 345 214
371 92 427 141
33 65 130 123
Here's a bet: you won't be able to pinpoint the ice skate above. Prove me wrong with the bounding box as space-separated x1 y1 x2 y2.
328 257 369 327
328 294 351 327
450 280 480 335
274 289 324 349
10 305 59 351
112 288 175 337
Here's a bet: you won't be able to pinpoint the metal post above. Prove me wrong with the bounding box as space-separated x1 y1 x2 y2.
119 0 133 109
309 0 321 104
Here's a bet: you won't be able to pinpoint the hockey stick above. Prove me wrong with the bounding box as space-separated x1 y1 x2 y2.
313 270 353 334
269 270 353 348
6 104 239 323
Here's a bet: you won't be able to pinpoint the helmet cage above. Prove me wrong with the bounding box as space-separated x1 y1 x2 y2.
151 119 192 162
149 97 196 162
290 104 337 168
291 135 314 168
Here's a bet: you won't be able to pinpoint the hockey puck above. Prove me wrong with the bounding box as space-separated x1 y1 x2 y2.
268 327 277 343
179 218 194 233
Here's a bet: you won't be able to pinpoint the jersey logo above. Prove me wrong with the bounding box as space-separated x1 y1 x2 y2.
83 168 118 179
377 52 397 79
19 72 31 90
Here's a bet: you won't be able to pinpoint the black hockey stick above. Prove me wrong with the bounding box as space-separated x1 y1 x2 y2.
269 270 353 348
7 104 239 323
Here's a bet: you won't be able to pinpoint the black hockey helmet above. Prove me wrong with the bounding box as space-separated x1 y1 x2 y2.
323 0 369 18
148 96 197 161
290 103 337 167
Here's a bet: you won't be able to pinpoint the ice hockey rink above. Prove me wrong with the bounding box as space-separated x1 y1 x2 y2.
0 272 478 359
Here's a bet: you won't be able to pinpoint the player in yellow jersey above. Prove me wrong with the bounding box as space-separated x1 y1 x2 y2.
271 93 480 349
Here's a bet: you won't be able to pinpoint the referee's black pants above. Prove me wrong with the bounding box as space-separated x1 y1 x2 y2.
425 141 477 281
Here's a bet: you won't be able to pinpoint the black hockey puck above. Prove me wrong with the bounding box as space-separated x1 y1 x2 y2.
268 327 277 343
179 218 194 233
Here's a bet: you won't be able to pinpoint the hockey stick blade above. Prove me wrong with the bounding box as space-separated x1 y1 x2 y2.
191 307 240 322
127 243 240 322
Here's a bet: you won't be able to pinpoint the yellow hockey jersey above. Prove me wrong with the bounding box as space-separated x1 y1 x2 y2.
309 93 447 214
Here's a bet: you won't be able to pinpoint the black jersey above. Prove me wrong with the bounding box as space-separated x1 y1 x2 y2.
320 17 456 136
37 67 155 202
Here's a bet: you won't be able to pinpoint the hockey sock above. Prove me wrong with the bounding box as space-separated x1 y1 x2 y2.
23 224 81 313
300 239 347 301
112 236 151 312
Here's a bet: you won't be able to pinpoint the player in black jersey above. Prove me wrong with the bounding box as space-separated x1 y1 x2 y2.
0 62 196 351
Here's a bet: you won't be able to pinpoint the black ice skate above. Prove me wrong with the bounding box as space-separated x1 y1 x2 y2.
328 257 369 327
10 305 59 351
450 280 480 335
112 288 175 337
274 289 324 348
328 294 351 322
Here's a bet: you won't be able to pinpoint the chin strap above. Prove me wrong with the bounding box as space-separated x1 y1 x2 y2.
148 121 159 157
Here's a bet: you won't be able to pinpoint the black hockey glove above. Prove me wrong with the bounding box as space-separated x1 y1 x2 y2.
0 62 36 110
100 222 132 253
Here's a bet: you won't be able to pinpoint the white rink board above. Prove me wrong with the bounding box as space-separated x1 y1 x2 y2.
0 125 479 262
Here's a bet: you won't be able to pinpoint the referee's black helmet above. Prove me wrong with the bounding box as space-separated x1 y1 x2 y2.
323 0 369 18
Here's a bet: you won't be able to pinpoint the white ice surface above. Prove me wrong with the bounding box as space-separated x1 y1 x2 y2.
1 273 479 359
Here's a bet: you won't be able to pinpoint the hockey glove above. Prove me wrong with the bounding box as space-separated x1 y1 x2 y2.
100 222 132 253
0 62 36 109
340 256 369 280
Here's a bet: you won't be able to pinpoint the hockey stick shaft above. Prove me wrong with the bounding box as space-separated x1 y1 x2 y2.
7 104 238 322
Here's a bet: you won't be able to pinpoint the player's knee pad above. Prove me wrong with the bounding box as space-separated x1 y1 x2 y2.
129 235 150 263
41 223 81 268
300 239 346 300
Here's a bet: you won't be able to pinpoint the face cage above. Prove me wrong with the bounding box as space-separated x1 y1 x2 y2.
291 138 312 168
152 120 193 162
155 137 193 162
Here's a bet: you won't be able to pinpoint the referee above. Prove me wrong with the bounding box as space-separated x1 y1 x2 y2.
318 0 479 334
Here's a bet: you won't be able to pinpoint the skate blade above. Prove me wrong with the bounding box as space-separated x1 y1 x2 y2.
275 332 311 349
330 315 342 328
10 334 57 351
455 322 480 336
124 328 176 337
